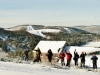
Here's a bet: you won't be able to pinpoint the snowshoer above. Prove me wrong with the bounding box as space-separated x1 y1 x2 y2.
59 51 65 66
23 49 30 61
33 47 42 62
65 51 72 67
91 54 98 69
73 52 79 66
80 52 86 67
46 49 53 62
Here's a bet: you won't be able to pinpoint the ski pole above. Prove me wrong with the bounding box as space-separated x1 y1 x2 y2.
89 59 91 67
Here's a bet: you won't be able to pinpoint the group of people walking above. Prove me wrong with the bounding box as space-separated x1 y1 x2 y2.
59 49 85 67
23 48 98 69
59 49 98 69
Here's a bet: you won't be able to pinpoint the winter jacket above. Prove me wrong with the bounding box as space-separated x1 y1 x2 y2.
59 53 65 60
24 50 30 58
46 49 53 62
73 53 79 60
80 53 86 62
47 50 53 57
66 53 72 60
34 49 41 56
91 55 98 64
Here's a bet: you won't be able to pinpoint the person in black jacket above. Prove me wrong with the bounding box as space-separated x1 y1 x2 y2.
46 49 53 62
80 52 86 67
91 54 98 69
73 52 79 66
24 49 30 61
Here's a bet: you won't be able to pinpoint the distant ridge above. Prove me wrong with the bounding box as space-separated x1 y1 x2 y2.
4 25 100 34
73 25 100 34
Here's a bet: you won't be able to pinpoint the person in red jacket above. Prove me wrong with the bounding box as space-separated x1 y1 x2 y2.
65 51 72 67
59 51 65 66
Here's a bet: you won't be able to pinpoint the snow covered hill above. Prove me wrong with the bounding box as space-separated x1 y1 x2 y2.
4 25 92 38
4 25 61 38
73 25 100 34
3 25 100 36
4 25 26 31
82 42 100 47
26 26 61 37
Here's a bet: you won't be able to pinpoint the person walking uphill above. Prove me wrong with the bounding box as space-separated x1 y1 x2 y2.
46 49 53 62
80 52 86 68
33 47 42 62
65 51 72 67
91 54 98 69
59 51 65 66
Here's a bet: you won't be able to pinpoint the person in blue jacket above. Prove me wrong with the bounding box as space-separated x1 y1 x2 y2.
91 54 98 69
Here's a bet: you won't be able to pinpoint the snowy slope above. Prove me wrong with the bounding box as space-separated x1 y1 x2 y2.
41 29 61 33
4 25 26 31
82 41 100 47
4 25 61 38
26 26 61 37
64 28 75 33
0 60 99 75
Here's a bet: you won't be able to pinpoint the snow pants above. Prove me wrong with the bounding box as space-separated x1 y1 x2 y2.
61 60 65 66
66 60 71 67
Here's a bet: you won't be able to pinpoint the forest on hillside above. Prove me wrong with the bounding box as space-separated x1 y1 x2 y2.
0 29 100 60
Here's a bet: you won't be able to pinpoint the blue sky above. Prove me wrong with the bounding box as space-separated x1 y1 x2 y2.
0 0 100 28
